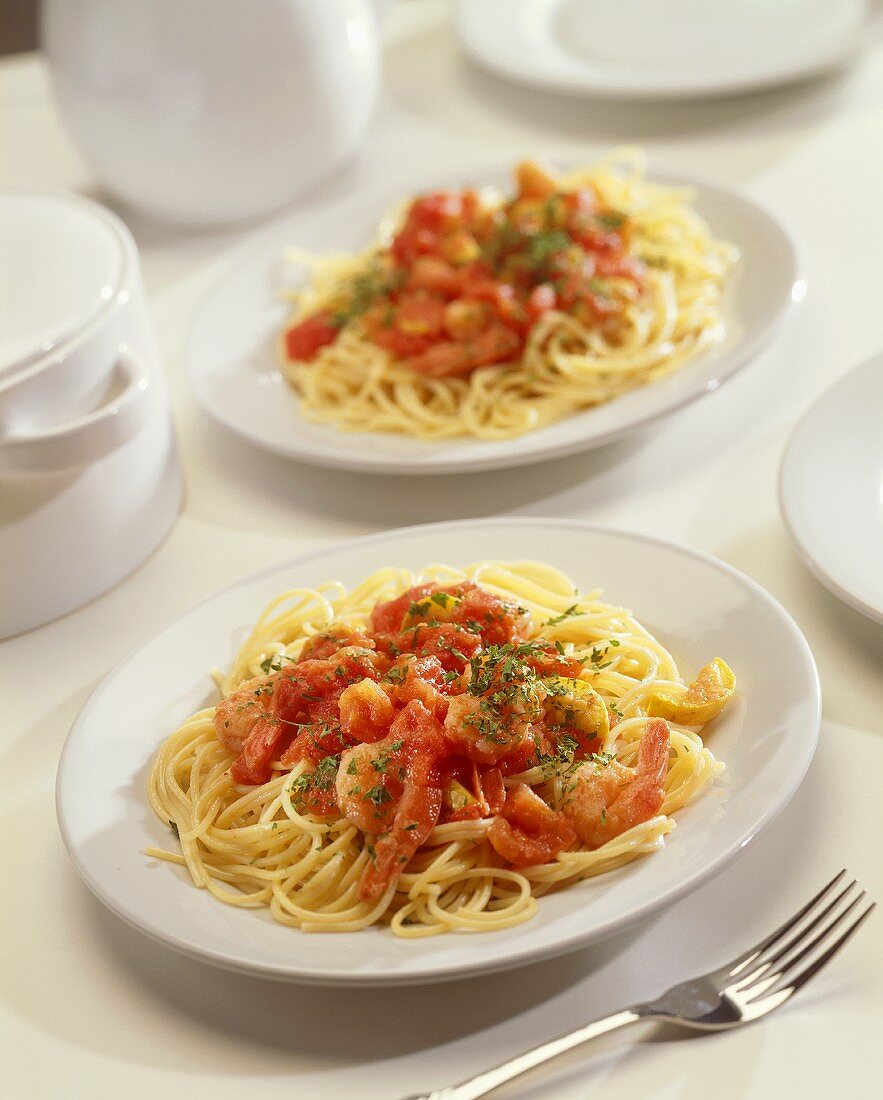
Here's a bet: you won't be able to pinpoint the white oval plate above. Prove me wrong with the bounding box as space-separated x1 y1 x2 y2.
779 351 883 624
56 519 820 985
455 0 866 101
187 163 798 475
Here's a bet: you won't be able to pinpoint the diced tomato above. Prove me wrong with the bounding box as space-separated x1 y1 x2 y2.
380 622 483 672
299 628 375 663
408 191 467 232
284 310 338 362
406 256 462 296
398 341 467 378
442 299 490 341
385 655 456 722
296 776 339 817
524 644 583 680
457 277 527 332
394 291 446 338
371 583 436 633
439 229 481 266
497 727 550 777
361 290 449 358
390 226 440 265
230 717 285 785
443 581 529 645
478 766 506 815
362 304 434 358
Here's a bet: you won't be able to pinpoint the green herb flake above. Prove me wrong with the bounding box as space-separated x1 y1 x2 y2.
596 210 625 230
365 784 392 806
546 604 580 626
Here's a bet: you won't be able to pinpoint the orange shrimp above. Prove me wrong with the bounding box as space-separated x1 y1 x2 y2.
214 671 282 754
487 783 576 866
338 679 396 743
443 648 546 765
336 700 446 902
561 718 670 848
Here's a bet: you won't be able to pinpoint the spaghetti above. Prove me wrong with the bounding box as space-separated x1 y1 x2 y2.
147 562 734 937
279 150 738 440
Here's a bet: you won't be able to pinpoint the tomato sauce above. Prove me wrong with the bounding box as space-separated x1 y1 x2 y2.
215 580 611 876
285 161 644 378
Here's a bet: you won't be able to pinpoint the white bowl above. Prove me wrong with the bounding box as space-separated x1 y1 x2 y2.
0 191 182 638
41 0 381 225
0 191 133 428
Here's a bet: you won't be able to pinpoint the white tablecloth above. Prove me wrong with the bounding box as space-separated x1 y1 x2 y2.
1 4 881 1097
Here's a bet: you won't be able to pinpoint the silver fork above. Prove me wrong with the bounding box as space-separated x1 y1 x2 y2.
402 871 874 1100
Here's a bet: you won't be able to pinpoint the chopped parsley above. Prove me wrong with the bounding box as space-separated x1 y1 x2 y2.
330 259 403 328
525 229 571 270
259 653 294 674
313 754 341 790
586 277 613 299
365 784 392 806
546 604 581 625
596 210 625 230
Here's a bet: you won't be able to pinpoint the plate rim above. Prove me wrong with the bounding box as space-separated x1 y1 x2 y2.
778 351 883 625
56 517 822 985
186 165 800 475
454 0 862 101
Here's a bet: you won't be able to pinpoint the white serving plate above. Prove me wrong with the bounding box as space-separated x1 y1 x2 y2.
56 519 820 986
455 0 867 100
187 162 799 475
779 351 883 624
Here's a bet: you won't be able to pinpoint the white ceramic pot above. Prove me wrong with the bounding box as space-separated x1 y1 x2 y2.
0 191 183 639
41 0 381 226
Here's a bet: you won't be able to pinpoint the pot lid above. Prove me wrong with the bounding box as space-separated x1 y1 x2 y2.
0 192 126 378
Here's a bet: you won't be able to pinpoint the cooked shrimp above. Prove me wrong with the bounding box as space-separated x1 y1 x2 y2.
385 655 456 721
214 671 282 753
216 651 381 784
336 700 446 901
444 647 547 764
561 718 670 848
487 783 576 866
298 626 376 663
338 679 396 743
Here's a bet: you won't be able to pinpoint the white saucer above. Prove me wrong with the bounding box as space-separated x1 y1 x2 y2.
56 519 820 985
779 352 883 624
187 161 798 475
455 0 867 100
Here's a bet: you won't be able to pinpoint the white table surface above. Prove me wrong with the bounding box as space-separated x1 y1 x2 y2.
2 4 882 1097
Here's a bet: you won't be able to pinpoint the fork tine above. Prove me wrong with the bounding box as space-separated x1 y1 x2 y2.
747 900 875 1007
733 878 861 994
725 869 848 979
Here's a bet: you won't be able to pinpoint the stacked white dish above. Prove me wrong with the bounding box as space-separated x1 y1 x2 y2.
0 191 182 638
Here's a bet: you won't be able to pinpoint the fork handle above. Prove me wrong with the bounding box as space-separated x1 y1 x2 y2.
400 1007 646 1100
